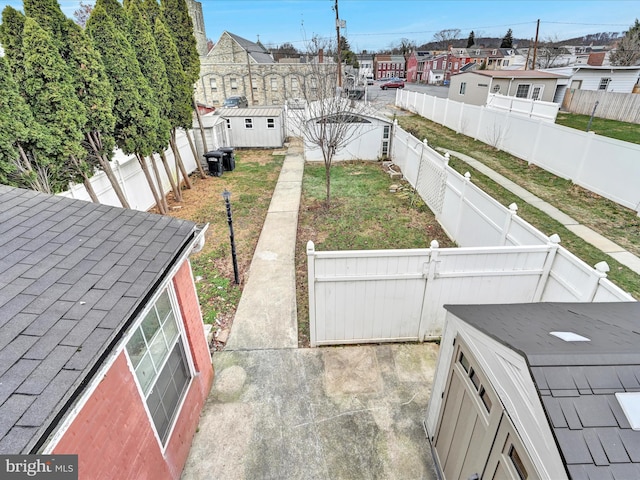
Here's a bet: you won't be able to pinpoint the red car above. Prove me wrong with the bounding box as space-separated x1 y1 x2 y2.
380 79 405 90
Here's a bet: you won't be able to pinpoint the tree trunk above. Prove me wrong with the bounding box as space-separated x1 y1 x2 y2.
171 129 194 186
178 128 206 179
158 151 182 202
86 132 130 208
193 95 209 153
136 152 165 214
70 154 100 203
148 154 169 213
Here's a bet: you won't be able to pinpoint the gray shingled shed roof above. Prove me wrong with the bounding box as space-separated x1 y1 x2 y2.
445 302 640 480
0 186 197 454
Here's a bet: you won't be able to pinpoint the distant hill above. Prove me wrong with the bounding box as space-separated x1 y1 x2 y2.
408 31 623 53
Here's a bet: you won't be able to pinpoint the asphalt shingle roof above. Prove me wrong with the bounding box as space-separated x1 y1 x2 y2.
0 186 197 454
226 31 275 64
445 302 640 480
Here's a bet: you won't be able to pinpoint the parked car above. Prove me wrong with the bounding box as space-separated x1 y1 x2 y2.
380 79 404 90
223 95 248 108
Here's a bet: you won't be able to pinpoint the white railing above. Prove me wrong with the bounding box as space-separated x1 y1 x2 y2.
396 89 640 215
486 93 560 121
59 129 199 211
307 125 634 346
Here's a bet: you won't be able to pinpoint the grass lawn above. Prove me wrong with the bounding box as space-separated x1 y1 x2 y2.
295 161 455 346
162 150 284 346
397 114 640 299
555 112 640 145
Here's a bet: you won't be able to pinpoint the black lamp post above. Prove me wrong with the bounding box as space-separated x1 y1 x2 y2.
222 190 239 285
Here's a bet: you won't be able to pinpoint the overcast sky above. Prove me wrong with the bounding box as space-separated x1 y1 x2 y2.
2 0 638 52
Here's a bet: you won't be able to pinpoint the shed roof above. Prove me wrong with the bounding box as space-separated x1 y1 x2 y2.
446 302 640 480
471 70 567 79
217 107 283 117
0 186 197 454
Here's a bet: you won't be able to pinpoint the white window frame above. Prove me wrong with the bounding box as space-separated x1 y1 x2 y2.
599 77 611 91
271 77 278 91
531 84 544 100
209 78 217 92
459 82 466 95
245 118 253 129
226 118 231 129
267 118 275 129
230 78 238 91
124 282 195 451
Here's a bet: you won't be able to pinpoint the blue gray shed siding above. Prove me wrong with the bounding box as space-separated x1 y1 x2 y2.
445 302 640 480
0 185 197 454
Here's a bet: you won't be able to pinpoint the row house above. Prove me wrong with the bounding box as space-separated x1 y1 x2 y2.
406 50 432 82
356 53 374 82
374 54 406 80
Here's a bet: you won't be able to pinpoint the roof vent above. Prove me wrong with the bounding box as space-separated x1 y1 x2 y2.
616 393 640 430
549 331 590 342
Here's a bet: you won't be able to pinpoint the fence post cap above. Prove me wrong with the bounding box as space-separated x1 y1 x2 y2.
594 261 610 274
508 203 518 213
548 233 561 244
430 239 440 249
464 171 471 180
306 240 315 254
423 138 428 145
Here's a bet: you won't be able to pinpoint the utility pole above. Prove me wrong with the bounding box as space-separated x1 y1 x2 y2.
335 0 342 87
246 51 255 105
524 38 532 70
532 19 540 70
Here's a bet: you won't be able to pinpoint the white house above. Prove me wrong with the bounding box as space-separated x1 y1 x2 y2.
217 107 286 148
303 111 393 162
426 302 640 480
543 65 640 102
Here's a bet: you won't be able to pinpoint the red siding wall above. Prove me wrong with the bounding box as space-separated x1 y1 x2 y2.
52 260 214 479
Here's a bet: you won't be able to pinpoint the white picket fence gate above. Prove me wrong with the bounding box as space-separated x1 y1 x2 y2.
307 124 634 346
396 89 640 215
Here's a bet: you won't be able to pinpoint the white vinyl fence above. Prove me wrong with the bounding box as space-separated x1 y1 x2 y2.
396 89 640 214
486 93 560 121
59 129 199 211
307 125 634 346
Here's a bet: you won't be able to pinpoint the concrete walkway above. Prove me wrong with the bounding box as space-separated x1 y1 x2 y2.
181 142 439 479
439 148 640 276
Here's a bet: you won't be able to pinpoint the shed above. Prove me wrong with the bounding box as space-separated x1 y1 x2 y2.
0 185 213 478
425 302 640 480
448 70 567 106
303 111 393 162
217 106 285 148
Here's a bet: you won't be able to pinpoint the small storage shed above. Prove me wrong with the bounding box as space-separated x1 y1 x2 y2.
303 112 393 161
0 185 213 478
218 106 285 148
425 302 640 480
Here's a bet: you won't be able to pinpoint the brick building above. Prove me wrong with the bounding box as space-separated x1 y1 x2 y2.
0 185 213 478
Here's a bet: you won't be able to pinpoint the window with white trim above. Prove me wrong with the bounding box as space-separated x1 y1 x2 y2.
459 82 466 95
226 118 231 129
599 77 611 90
126 286 191 445
209 78 217 92
245 118 253 129
230 78 238 91
515 84 531 98
267 118 275 129
271 77 278 91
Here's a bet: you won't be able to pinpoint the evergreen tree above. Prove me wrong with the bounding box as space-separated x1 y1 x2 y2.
610 19 640 66
0 56 44 190
500 29 514 48
0 7 27 88
466 31 475 48
95 0 130 36
23 0 68 53
86 4 167 212
22 17 90 195
160 0 200 85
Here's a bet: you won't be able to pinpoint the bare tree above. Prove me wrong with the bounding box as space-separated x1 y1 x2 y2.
531 36 569 68
287 38 380 206
73 2 93 28
610 19 640 66
432 29 461 50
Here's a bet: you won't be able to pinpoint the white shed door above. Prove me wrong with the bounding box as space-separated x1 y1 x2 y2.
433 340 502 480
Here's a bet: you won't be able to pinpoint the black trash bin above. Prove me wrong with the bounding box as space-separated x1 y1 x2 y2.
203 150 223 177
220 147 235 171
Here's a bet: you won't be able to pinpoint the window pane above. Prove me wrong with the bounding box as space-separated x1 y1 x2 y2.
135 352 156 394
469 368 480 390
164 312 179 346
509 445 528 480
126 329 146 368
149 329 169 368
156 290 172 323
141 309 161 343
